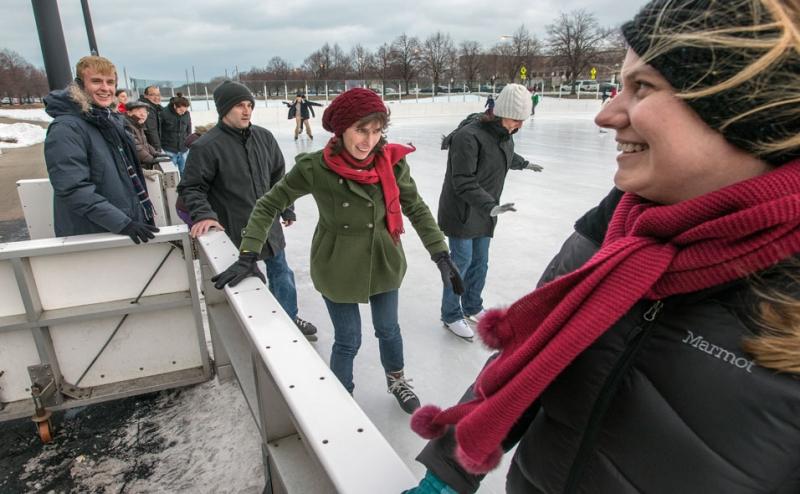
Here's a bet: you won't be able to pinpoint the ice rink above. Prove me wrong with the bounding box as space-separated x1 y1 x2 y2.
3 99 621 493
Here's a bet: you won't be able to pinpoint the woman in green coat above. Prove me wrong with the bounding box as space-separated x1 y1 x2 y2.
212 88 463 413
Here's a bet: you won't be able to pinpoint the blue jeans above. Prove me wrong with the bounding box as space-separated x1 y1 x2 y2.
263 250 298 321
323 290 404 393
441 236 491 323
164 150 188 175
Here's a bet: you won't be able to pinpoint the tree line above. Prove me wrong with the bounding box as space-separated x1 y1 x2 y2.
226 9 623 95
0 49 48 103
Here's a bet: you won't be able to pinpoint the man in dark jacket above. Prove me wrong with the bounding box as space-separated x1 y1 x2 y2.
44 55 159 244
139 85 163 151
437 83 542 339
177 80 317 340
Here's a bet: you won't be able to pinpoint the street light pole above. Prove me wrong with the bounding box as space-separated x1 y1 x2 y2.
80 0 99 55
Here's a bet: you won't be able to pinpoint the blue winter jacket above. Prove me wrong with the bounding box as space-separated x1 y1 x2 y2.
44 86 148 236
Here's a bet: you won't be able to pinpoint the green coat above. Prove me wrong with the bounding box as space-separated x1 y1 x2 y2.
240 149 448 303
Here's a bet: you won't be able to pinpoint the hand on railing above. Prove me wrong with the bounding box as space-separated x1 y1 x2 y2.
211 252 265 289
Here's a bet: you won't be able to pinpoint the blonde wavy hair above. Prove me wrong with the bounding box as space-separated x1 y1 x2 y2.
637 0 800 160
638 0 800 373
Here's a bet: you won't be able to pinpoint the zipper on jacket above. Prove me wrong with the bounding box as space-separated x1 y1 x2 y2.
563 300 664 493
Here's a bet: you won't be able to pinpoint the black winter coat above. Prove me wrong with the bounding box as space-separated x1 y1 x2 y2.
437 119 528 238
138 96 163 150
177 122 295 259
418 189 800 493
160 105 192 153
44 87 149 236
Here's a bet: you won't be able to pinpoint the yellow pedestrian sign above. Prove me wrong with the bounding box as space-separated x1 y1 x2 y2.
590 67 597 80
520 65 527 80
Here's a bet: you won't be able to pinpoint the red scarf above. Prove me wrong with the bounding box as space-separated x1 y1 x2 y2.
412 159 800 474
323 140 415 243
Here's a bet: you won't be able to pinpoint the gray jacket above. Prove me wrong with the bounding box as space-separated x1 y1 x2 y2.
177 122 294 259
44 85 148 236
437 118 528 238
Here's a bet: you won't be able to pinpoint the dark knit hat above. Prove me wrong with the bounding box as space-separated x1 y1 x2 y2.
322 88 387 136
621 0 800 165
213 80 255 118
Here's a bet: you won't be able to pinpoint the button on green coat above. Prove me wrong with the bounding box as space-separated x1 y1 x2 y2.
240 149 448 303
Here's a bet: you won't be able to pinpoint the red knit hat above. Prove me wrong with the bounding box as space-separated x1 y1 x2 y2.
322 88 387 136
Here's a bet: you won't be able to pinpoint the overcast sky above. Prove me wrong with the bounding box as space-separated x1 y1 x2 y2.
3 0 643 84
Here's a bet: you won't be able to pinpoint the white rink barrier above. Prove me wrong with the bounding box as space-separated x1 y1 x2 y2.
12 177 417 492
197 230 417 494
0 226 211 423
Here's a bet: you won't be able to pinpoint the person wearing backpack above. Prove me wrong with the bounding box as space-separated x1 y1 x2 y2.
436 84 543 340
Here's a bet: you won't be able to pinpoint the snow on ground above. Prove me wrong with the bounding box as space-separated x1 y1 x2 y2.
1 102 617 493
0 108 52 123
0 122 47 148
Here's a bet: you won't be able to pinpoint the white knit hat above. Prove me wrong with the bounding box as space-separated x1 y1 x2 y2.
493 84 532 120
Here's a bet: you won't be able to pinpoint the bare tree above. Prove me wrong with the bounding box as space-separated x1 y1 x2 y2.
510 25 539 84
457 40 483 89
351 44 374 84
547 10 611 93
420 31 455 95
0 49 48 103
375 43 396 94
391 33 421 95
265 56 292 96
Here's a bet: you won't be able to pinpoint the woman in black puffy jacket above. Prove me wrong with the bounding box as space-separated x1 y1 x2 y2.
406 1 800 492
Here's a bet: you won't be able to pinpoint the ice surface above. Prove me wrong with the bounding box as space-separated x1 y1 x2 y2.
6 100 618 493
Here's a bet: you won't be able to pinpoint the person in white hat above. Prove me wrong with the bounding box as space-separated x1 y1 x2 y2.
435 83 544 340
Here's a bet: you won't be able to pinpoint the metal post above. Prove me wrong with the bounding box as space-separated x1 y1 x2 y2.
415 82 419 103
263 83 268 107
187 85 192 105
205 85 210 110
192 65 197 95
284 81 288 101
463 83 466 102
325 81 329 103
80 0 99 55
398 83 401 103
447 82 451 103
123 67 130 90
305 82 309 98
31 0 73 90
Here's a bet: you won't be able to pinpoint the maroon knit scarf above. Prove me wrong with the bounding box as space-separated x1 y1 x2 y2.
323 140 415 243
411 159 800 474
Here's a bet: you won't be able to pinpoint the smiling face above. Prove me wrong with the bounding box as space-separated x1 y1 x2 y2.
81 67 116 108
594 49 771 204
342 120 383 160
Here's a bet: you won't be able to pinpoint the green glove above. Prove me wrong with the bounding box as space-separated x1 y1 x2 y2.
402 470 457 494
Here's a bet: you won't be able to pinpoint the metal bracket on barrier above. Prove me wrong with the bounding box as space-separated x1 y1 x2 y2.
162 171 179 189
0 370 5 411
61 381 92 400
27 364 60 407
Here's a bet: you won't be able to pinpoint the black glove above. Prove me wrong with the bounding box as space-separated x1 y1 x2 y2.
211 252 266 289
120 221 159 244
431 251 465 295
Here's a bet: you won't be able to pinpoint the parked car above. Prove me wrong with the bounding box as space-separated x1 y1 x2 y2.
560 80 599 92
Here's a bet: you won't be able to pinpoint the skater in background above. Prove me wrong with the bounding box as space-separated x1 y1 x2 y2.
484 95 494 115
406 0 800 492
437 83 543 340
531 88 541 116
212 88 464 414
284 91 322 140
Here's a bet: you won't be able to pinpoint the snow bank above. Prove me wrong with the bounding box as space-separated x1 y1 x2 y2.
0 108 52 123
0 123 47 148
